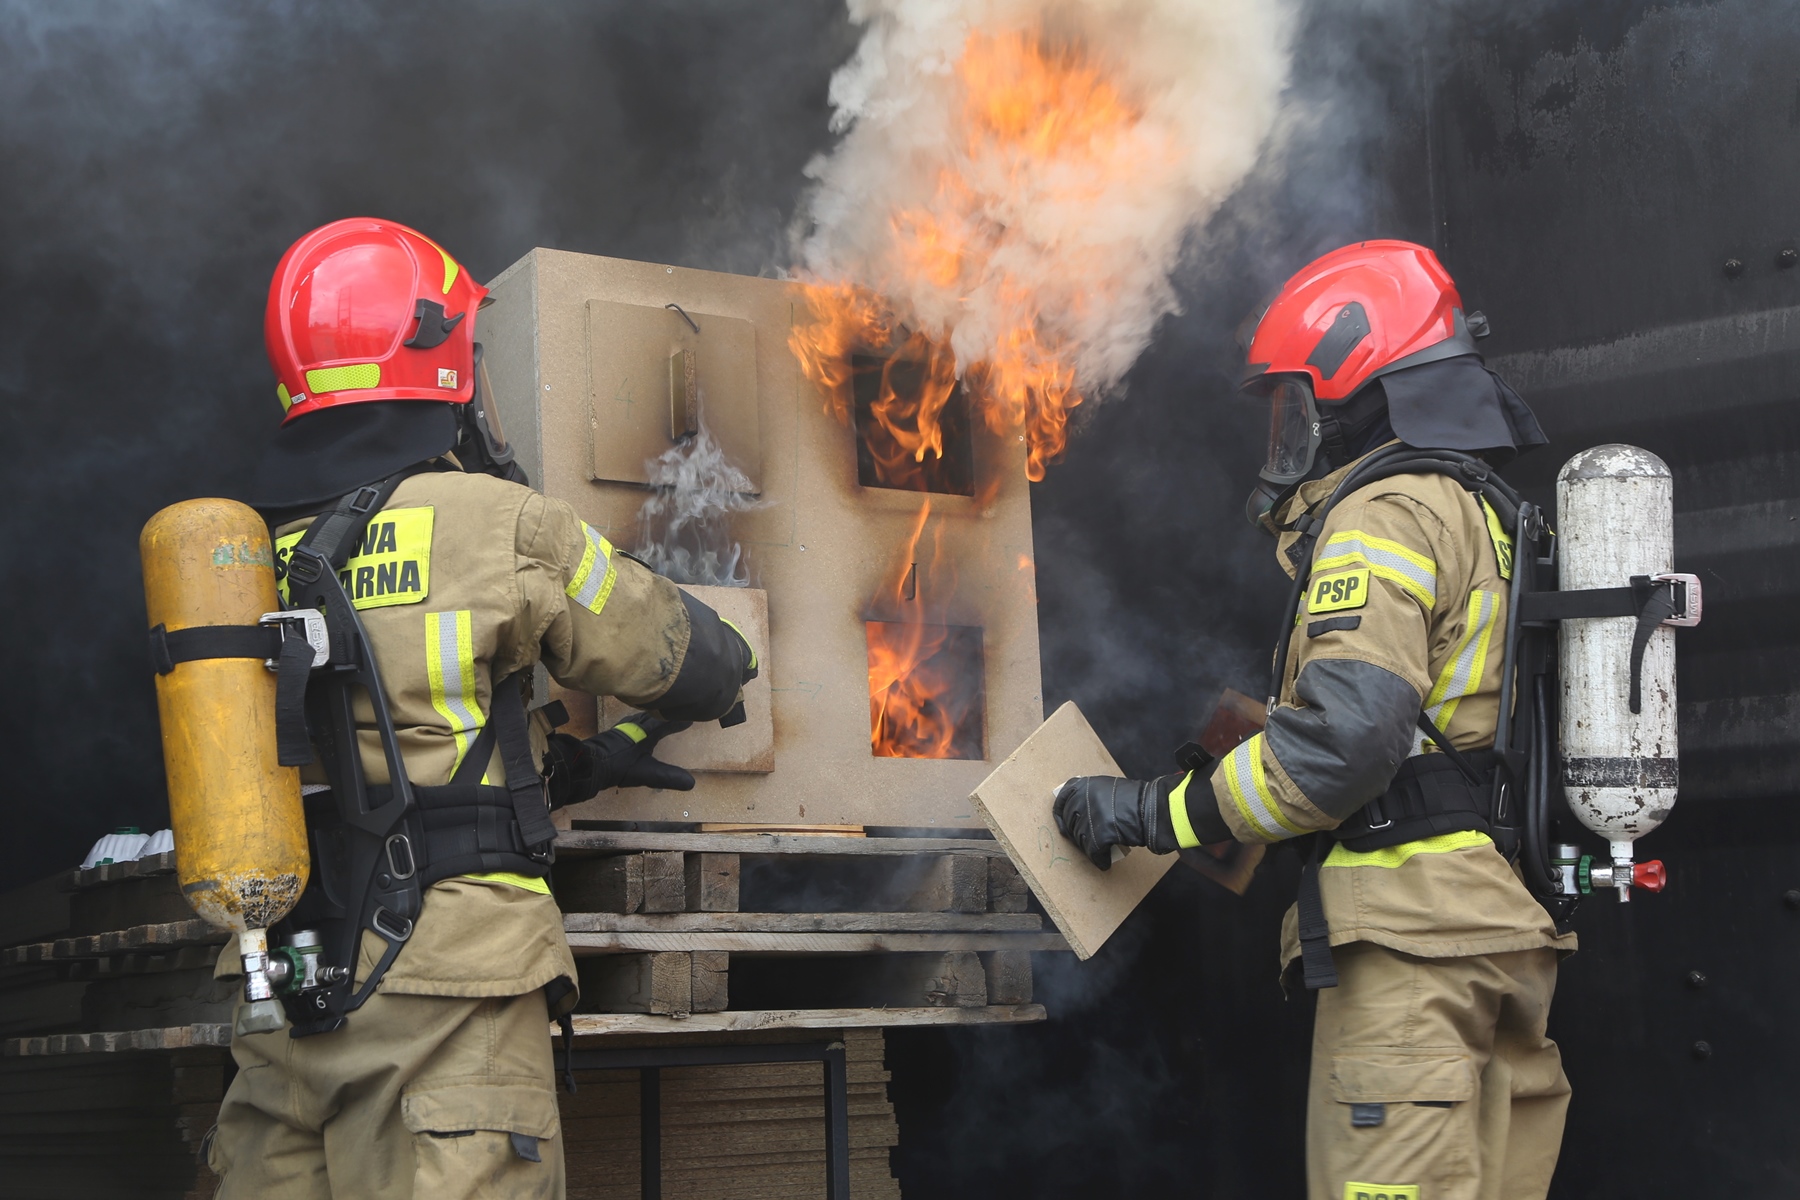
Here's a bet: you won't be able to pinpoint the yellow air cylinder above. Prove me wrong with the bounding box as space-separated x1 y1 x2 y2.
141 499 308 933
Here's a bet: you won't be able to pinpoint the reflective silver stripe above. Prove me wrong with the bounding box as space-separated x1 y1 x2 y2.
425 609 483 769
1415 589 1501 755
567 523 617 615
1222 736 1304 840
1316 533 1437 607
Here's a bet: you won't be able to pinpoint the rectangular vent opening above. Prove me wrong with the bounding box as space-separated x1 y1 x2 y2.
852 353 975 495
866 620 985 760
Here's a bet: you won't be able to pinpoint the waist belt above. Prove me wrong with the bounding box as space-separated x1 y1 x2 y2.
1331 748 1501 852
1296 715 1509 993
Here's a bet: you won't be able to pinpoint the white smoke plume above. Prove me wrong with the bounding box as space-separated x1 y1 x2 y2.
793 0 1296 417
634 421 768 588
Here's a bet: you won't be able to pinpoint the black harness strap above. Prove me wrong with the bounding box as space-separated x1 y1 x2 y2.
1296 838 1337 989
148 623 283 673
488 670 558 856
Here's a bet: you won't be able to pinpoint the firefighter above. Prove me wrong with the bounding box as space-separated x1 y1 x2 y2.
1055 241 1575 1200
204 218 756 1198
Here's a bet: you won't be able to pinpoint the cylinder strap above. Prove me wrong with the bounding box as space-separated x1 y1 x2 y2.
148 623 282 674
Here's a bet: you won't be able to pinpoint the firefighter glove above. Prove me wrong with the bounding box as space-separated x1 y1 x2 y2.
1054 775 1174 870
544 715 695 806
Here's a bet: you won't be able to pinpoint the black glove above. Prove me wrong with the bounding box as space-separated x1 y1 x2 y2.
543 714 695 806
1053 776 1164 870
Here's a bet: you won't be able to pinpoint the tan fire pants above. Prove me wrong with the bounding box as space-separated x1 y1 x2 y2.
209 988 564 1200
1307 942 1570 1200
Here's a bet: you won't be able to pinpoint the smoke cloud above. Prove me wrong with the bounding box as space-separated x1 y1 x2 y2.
792 0 1297 447
633 421 767 588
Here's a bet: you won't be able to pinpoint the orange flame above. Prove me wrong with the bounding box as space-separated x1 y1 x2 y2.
791 29 1147 484
866 500 985 760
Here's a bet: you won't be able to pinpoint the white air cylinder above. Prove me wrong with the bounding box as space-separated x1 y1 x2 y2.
1557 444 1677 900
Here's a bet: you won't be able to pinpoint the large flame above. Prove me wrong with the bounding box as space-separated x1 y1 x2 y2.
792 30 1152 483
866 500 985 759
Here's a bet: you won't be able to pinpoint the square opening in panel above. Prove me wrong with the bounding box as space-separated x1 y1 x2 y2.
866 620 985 760
852 354 975 496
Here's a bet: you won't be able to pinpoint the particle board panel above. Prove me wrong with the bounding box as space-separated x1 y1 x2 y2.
969 701 1174 959
587 585 774 773
483 248 1043 830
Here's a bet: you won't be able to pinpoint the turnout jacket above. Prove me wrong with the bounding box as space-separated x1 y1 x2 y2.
220 468 743 1002
1198 448 1575 967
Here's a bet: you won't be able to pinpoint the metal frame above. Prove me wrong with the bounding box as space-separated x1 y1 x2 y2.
568 1040 850 1200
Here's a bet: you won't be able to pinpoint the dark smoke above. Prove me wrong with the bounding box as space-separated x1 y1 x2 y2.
0 0 855 881
0 2 1686 1198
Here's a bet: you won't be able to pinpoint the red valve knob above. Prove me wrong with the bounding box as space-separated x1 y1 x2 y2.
1633 860 1667 892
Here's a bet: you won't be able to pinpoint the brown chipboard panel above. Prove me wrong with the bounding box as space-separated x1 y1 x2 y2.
970 701 1174 960
482 249 1043 829
584 299 762 491
566 585 775 774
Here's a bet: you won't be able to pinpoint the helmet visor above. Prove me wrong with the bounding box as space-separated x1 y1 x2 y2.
1249 376 1320 485
472 346 512 464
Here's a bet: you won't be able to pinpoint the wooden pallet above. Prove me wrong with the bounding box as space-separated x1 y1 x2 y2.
0 829 1063 1200
553 828 1063 1018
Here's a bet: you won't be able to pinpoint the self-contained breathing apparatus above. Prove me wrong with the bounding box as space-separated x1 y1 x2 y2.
1244 443 1700 990
144 358 584 1037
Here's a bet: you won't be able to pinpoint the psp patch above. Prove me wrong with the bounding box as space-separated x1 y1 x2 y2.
276 506 434 611
1344 1186 1418 1200
1308 567 1371 614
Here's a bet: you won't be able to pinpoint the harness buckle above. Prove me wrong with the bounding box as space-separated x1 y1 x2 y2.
371 906 414 942
259 610 329 670
384 834 417 881
1654 573 1703 627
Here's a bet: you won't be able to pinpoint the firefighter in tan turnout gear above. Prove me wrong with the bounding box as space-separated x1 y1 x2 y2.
1056 242 1575 1199
204 218 756 1198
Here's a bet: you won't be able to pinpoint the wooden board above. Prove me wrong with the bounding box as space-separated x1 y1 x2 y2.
969 701 1174 960
555 831 1008 857
563 930 1065 955
566 1004 1045 1036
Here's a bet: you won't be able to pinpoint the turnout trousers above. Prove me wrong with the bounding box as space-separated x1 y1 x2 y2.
1306 943 1570 1200
209 988 564 1200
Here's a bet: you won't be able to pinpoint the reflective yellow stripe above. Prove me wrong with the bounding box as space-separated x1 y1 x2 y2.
1324 829 1492 869
615 722 647 744
305 362 381 393
1315 530 1437 608
566 523 618 616
276 382 293 412
1223 735 1305 840
1480 496 1515 581
424 609 482 772
721 617 757 669
463 871 550 895
1415 589 1501 754
1169 771 1200 849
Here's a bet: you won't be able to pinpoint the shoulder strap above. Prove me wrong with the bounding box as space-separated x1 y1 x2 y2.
487 669 558 856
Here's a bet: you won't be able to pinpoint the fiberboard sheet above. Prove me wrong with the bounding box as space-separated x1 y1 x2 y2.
969 701 1174 960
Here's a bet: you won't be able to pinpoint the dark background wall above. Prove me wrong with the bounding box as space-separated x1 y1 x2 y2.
3 1 1796 1196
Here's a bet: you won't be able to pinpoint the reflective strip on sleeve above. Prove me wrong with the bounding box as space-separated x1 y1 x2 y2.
1324 829 1492 869
424 609 483 772
1314 530 1437 609
1222 735 1306 841
1168 771 1201 849
1414 589 1501 755
566 523 619 616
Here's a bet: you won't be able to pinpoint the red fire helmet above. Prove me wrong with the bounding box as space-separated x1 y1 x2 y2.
1242 240 1480 404
265 218 488 423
